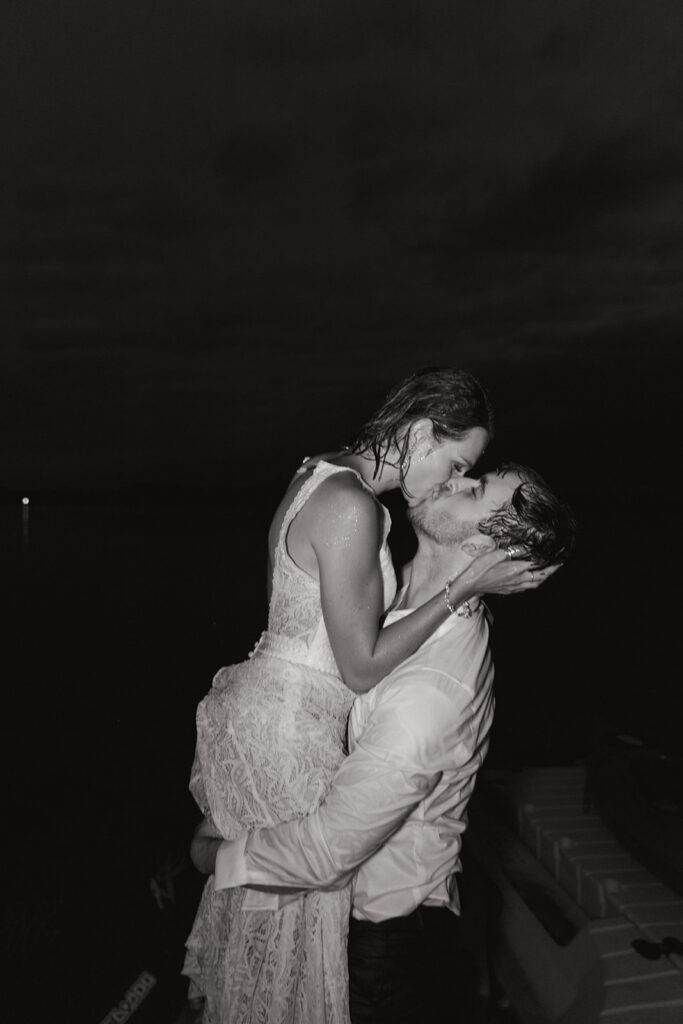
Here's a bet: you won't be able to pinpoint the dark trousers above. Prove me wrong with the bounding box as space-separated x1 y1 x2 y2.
348 905 477 1024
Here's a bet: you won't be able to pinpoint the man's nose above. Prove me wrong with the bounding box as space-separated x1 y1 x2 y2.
440 475 477 496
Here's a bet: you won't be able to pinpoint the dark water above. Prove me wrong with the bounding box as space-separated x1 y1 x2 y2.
2 489 678 1023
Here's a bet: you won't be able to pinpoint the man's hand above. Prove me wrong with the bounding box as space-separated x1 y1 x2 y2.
190 818 223 875
459 547 560 597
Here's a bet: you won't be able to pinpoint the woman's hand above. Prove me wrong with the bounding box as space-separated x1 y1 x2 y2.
457 547 560 598
190 818 224 875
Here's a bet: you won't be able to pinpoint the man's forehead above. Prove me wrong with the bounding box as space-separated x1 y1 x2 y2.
482 469 521 492
482 469 516 482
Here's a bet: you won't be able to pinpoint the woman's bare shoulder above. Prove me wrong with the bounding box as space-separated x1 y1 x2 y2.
304 470 381 545
269 460 376 550
313 465 376 506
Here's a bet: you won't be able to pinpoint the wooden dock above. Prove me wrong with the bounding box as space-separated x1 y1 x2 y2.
467 765 683 1023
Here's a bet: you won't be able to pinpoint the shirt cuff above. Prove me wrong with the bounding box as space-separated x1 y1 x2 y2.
214 835 250 891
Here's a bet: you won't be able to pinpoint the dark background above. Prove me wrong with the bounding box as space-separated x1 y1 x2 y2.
2 2 682 1021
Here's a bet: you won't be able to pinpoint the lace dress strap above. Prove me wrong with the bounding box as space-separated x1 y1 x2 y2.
274 460 369 566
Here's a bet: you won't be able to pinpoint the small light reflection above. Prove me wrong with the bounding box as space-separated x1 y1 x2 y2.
21 496 30 548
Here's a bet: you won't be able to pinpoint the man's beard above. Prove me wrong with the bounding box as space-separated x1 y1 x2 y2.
407 504 479 546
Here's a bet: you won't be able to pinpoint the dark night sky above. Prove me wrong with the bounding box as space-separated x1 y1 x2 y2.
3 0 682 492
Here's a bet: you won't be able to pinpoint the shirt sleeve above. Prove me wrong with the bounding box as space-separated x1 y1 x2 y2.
213 681 453 892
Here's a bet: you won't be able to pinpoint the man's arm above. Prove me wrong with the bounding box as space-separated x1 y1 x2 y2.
212 682 455 892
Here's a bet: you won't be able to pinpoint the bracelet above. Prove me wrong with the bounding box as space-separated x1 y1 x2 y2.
444 578 457 614
444 578 473 618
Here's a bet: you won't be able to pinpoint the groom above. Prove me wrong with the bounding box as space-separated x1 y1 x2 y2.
192 463 577 1023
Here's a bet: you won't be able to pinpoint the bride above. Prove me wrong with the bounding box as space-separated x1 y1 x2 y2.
183 367 541 1023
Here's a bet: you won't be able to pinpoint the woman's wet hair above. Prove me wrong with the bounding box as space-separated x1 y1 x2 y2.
350 366 494 484
478 463 578 568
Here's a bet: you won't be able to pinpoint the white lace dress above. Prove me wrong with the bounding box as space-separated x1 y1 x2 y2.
183 461 397 1024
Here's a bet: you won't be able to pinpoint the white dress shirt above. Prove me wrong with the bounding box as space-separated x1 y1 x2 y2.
214 601 495 922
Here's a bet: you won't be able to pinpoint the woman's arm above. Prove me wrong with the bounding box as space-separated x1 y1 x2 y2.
310 477 543 693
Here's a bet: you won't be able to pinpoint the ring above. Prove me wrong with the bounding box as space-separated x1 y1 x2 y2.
505 546 515 560
530 570 535 582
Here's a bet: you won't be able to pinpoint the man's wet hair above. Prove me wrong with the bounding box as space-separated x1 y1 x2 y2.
478 462 578 568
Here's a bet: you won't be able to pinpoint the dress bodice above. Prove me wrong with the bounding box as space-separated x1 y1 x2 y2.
251 460 397 679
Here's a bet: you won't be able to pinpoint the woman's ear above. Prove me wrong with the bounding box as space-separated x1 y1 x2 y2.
409 418 436 456
410 418 435 442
